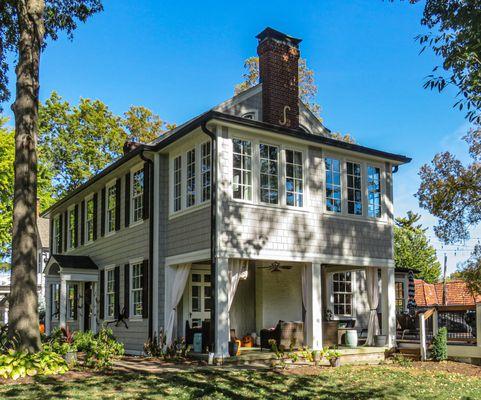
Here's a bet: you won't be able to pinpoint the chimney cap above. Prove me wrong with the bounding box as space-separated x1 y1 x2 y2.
256 27 302 47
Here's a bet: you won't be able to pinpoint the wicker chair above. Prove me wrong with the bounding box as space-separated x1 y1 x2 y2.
260 320 304 350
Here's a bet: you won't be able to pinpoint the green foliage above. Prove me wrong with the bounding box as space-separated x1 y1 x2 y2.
73 330 95 352
392 353 413 367
394 211 441 283
325 348 341 360
457 245 481 295
431 327 448 361
143 331 190 361
82 328 124 369
0 348 68 380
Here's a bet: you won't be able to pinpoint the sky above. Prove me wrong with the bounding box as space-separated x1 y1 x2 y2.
3 0 479 274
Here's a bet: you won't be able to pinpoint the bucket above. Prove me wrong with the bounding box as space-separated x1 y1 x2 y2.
374 335 387 347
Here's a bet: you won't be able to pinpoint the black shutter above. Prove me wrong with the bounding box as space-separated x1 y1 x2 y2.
114 266 120 319
58 213 63 253
124 172 130 228
49 217 54 253
100 187 106 237
115 178 121 231
99 270 105 320
63 210 68 251
142 259 149 318
124 264 130 319
74 204 79 248
142 163 150 220
93 192 98 241
80 200 85 246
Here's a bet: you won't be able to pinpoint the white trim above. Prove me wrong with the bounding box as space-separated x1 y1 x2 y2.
129 259 144 319
326 270 357 319
52 214 60 254
84 194 94 246
104 265 116 319
66 205 76 250
130 163 145 225
104 180 117 236
165 248 211 267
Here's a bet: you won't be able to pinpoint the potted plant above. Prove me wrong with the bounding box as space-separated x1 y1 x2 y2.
326 349 341 367
61 326 78 365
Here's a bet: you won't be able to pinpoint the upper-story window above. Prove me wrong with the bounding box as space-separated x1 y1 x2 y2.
325 158 341 213
53 215 61 253
130 262 143 317
346 161 362 215
333 272 353 316
186 148 196 208
232 138 252 201
368 166 382 218
131 167 144 223
105 268 115 319
173 156 182 212
259 144 279 204
201 142 211 203
67 208 76 249
285 150 303 207
85 197 94 243
106 183 116 234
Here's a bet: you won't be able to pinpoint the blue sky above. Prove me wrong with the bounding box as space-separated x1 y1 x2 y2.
4 0 478 273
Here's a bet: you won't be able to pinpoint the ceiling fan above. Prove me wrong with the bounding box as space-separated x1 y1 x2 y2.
260 261 293 273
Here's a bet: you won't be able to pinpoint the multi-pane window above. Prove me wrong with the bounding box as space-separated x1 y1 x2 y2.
232 139 252 200
285 150 303 207
259 144 279 204
333 272 353 316
130 262 143 317
51 283 60 319
347 162 362 215
85 198 94 243
325 158 342 212
395 281 405 312
186 148 196 208
173 156 182 212
67 284 77 320
106 184 116 234
106 269 115 318
53 216 61 253
68 208 76 249
190 272 211 329
368 166 382 218
132 169 144 222
201 142 211 203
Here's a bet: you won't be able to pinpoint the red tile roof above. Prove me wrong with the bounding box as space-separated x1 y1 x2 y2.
414 279 481 307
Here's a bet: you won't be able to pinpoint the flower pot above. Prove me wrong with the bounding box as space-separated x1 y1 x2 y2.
64 351 78 365
329 357 341 367
345 329 358 348
374 335 387 347
228 341 240 357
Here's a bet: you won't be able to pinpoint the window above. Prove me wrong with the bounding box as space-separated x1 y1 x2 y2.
332 272 353 316
51 283 60 319
85 197 94 243
285 150 303 207
395 281 405 312
259 144 279 204
368 166 382 218
201 142 211 203
130 262 143 317
131 168 144 222
67 208 76 249
106 269 115 318
106 184 116 234
242 111 257 120
347 162 362 215
53 216 61 253
325 158 341 212
189 271 211 329
232 139 252 200
173 156 182 212
67 284 78 320
186 148 196 207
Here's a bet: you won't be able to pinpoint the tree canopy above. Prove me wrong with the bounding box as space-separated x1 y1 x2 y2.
394 211 442 283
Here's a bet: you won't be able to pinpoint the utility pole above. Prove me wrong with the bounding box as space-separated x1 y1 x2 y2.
442 253 448 306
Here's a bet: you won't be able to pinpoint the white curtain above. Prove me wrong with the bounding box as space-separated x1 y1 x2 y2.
165 263 191 345
228 259 248 312
301 265 310 339
365 266 380 346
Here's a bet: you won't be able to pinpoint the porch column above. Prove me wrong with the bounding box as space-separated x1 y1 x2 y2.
45 280 51 335
214 257 229 359
381 266 396 347
59 276 67 329
91 282 98 334
306 262 323 349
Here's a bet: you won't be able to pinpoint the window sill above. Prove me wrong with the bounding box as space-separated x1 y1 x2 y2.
322 212 388 225
104 230 116 238
128 316 144 322
129 219 145 229
227 200 309 214
169 202 210 220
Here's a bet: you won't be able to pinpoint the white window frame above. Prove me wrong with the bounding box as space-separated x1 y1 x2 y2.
105 180 116 235
130 164 144 225
53 215 61 253
367 164 382 219
259 143 280 205
105 266 116 319
346 160 363 216
200 141 211 203
67 206 76 250
66 283 78 321
84 195 94 245
324 156 342 214
173 155 182 212
285 148 304 208
51 283 60 321
186 147 196 208
232 137 253 202
129 258 144 319
327 270 356 319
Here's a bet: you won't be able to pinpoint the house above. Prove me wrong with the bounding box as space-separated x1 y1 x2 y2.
42 28 411 356
415 279 481 308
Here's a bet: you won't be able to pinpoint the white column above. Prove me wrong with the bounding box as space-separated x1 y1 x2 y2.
381 266 396 348
476 303 481 348
306 262 323 350
91 282 98 333
59 276 67 329
45 280 52 335
419 313 427 361
214 257 229 359
78 283 84 332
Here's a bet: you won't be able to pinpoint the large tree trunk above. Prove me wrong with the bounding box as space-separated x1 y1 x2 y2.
9 0 45 352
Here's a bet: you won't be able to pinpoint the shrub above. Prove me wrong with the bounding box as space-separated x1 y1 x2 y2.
431 327 448 361
74 330 95 352
83 328 124 369
0 348 68 380
392 353 413 367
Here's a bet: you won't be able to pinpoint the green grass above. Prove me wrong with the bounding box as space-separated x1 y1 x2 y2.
1 365 481 399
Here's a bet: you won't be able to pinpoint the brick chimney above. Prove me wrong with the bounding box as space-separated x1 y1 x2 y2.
256 27 301 129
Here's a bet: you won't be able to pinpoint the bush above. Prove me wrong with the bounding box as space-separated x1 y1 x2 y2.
83 328 124 369
0 348 68 380
431 327 448 361
73 330 95 352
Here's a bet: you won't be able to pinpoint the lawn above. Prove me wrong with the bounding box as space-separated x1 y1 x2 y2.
1 364 481 399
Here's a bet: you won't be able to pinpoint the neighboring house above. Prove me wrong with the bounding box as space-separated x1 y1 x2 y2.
42 27 411 356
415 279 481 308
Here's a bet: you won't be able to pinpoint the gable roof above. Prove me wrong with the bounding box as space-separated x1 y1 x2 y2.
47 254 98 270
414 279 481 307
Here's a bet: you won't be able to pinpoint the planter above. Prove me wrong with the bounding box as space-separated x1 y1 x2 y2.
64 351 78 365
228 341 240 357
345 329 358 348
329 357 341 367
374 335 387 347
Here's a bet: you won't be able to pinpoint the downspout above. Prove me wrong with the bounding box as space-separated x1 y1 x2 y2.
201 121 217 354
140 149 155 338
